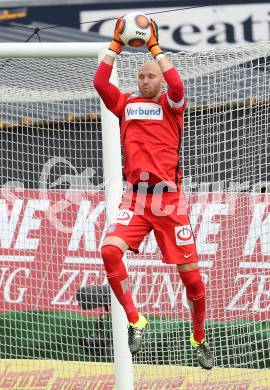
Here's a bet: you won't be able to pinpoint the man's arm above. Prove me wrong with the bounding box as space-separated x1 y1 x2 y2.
161 59 185 105
93 60 121 110
93 18 125 110
102 53 116 67
147 19 184 104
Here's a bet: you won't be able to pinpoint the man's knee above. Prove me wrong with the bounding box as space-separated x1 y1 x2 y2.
101 245 124 276
101 244 123 262
103 236 129 252
189 276 205 300
179 268 205 300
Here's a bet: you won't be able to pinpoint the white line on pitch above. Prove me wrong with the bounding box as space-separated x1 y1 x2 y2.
239 261 270 269
64 257 213 268
0 255 35 262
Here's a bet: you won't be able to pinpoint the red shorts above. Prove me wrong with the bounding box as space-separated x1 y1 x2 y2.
105 189 198 265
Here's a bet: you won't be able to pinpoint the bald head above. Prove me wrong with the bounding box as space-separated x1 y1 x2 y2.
137 61 164 100
138 61 162 77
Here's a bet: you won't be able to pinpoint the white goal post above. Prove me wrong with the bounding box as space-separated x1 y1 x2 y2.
0 42 133 390
0 41 269 390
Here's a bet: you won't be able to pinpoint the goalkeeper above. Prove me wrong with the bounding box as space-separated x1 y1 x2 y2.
93 16 214 370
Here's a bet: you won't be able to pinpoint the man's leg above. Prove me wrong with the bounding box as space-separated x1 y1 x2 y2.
177 262 214 370
101 236 139 323
152 196 214 369
177 263 205 343
101 235 148 354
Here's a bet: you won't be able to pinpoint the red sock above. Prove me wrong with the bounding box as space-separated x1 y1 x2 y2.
178 268 206 343
101 245 139 324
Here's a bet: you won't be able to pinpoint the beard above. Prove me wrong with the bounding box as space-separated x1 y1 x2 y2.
140 89 152 98
139 86 160 99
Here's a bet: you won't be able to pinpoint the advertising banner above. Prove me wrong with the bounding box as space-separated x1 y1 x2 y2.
0 360 270 389
80 4 270 51
0 189 269 321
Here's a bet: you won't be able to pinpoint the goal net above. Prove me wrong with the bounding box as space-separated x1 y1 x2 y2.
0 42 269 389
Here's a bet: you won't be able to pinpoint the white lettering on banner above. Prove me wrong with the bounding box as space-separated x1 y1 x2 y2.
130 272 149 308
125 103 163 121
131 270 209 310
3 268 30 303
80 270 101 292
253 275 270 312
131 272 180 309
1 190 270 320
130 272 182 309
0 199 49 250
15 200 50 250
80 5 270 51
240 261 270 270
153 273 181 309
0 256 34 262
226 274 256 311
0 199 23 248
227 273 270 312
243 203 270 256
51 270 101 305
68 201 106 251
51 270 80 305
138 230 158 253
0 267 9 288
188 203 203 231
196 203 229 255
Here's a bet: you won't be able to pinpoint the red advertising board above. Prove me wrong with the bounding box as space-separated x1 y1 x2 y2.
0 189 269 321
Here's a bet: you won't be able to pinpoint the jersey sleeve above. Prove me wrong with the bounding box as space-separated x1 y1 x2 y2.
166 95 187 113
110 93 129 118
163 67 186 113
93 61 126 113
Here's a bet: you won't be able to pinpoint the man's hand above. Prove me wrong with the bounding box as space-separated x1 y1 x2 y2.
108 17 125 55
147 19 164 59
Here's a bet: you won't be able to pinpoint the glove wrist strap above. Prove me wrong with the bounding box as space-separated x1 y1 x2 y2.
155 53 165 62
107 49 117 58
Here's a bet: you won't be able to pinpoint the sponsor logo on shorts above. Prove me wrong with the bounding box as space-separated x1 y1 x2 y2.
114 209 133 225
125 102 163 120
175 225 194 246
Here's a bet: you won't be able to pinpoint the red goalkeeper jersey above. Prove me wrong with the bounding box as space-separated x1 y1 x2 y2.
94 62 186 187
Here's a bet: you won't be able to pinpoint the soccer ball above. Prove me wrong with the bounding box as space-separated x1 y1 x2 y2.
119 12 151 47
